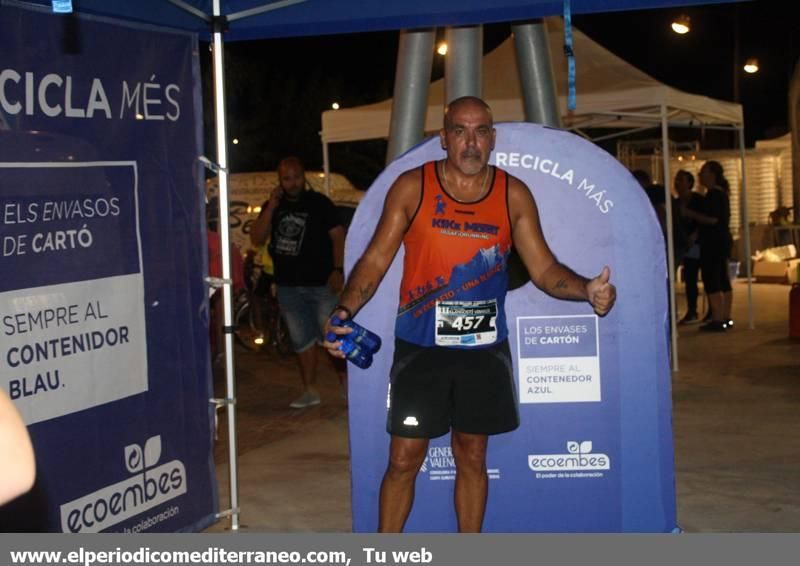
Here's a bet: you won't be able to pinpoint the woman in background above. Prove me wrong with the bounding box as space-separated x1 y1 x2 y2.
675 170 706 324
683 161 733 332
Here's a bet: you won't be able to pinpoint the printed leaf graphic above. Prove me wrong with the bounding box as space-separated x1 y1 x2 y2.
125 444 143 473
144 435 162 467
580 441 593 453
567 441 579 454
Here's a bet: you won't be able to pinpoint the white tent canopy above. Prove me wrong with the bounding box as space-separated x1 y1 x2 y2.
320 18 743 145
756 132 792 151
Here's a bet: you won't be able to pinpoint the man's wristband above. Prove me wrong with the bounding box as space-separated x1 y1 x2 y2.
331 304 353 320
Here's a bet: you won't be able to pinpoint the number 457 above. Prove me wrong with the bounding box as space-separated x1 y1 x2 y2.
451 315 483 331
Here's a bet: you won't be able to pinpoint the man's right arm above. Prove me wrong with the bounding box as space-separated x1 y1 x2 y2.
250 189 282 246
323 169 419 361
335 169 419 317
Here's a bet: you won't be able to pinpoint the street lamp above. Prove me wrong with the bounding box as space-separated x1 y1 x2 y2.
671 15 691 35
437 42 448 55
743 58 759 74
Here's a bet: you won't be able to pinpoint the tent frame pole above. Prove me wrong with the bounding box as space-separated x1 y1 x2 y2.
227 0 307 22
739 126 755 329
210 0 240 531
661 105 679 372
322 137 331 194
166 0 211 21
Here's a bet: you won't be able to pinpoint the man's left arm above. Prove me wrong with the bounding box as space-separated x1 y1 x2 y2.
509 177 616 316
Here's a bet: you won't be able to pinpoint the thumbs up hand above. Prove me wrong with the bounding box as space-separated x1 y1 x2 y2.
586 266 616 316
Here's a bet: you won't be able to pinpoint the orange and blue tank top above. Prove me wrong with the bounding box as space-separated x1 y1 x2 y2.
395 161 512 348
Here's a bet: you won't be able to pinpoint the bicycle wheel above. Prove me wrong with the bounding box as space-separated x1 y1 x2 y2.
234 298 263 351
273 313 293 356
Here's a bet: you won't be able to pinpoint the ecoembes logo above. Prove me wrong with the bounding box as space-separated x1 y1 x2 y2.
528 440 610 479
60 435 187 532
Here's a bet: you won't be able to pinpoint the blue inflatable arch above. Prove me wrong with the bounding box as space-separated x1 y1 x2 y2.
344 123 674 532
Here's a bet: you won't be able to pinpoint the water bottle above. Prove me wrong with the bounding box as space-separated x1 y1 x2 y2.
330 316 382 354
326 331 373 369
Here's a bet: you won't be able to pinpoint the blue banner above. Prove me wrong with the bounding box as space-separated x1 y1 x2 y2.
0 5 217 532
345 123 675 532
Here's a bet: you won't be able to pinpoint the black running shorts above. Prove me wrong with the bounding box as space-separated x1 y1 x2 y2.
387 338 520 439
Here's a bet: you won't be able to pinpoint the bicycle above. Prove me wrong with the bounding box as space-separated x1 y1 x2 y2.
234 255 292 356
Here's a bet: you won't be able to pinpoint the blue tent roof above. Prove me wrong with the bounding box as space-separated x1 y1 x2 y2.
24 0 735 40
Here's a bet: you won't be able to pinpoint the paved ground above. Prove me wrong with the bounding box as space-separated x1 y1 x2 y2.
207 280 800 532
209 340 351 533
671 281 800 532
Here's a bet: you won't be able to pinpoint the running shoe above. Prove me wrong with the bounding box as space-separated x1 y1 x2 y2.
699 321 727 332
289 391 321 409
679 312 700 325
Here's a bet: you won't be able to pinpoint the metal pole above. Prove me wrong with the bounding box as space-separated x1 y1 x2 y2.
512 20 561 128
322 137 331 194
444 25 482 104
738 126 755 330
789 58 800 223
661 105 679 372
211 0 240 530
386 28 435 164
733 4 740 104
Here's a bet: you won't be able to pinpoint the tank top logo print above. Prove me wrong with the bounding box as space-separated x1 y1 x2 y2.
395 161 512 348
434 194 446 216
274 212 307 256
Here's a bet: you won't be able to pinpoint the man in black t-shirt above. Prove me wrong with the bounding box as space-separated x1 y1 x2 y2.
251 157 345 408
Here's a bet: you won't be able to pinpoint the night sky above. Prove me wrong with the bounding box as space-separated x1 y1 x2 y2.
209 0 799 188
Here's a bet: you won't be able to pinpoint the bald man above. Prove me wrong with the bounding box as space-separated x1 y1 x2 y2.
324 97 616 532
251 157 345 408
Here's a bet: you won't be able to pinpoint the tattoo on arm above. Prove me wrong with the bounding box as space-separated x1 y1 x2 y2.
358 282 375 303
553 279 568 292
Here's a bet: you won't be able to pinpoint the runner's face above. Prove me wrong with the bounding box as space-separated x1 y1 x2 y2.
440 102 495 176
278 163 305 196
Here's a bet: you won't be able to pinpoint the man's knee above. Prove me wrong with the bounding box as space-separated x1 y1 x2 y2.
451 432 488 470
387 438 427 476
